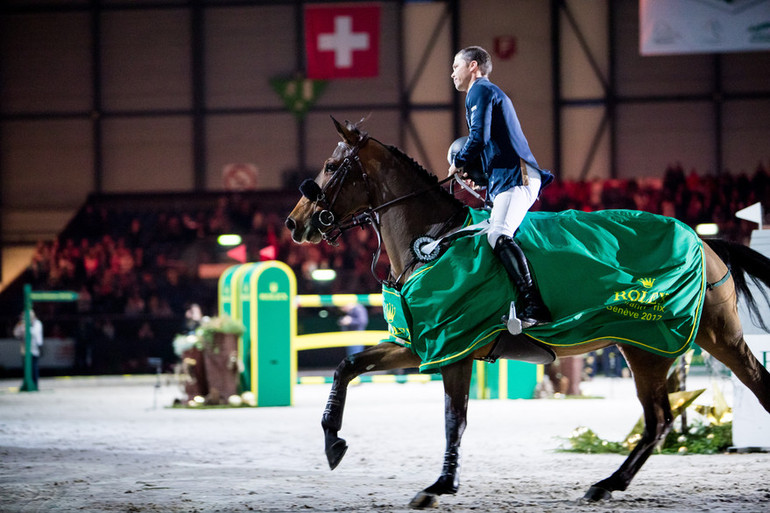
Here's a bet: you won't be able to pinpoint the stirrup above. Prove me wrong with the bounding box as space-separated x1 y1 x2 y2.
502 302 523 335
502 302 546 334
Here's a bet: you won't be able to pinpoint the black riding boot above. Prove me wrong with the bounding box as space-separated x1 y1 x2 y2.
494 235 551 328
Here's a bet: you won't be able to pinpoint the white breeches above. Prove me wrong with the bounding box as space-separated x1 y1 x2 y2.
487 168 542 249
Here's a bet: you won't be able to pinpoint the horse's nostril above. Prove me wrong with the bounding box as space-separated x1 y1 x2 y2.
285 217 295 231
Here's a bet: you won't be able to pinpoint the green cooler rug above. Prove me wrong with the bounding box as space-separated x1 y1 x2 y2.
382 208 706 373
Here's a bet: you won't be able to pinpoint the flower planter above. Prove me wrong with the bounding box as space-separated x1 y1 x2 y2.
202 332 240 404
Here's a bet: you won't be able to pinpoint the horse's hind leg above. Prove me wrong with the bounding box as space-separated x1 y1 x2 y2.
584 346 674 501
322 341 420 469
700 333 770 411
697 245 770 410
696 293 770 412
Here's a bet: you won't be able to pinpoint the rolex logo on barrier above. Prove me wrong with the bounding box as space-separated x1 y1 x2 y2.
258 281 289 301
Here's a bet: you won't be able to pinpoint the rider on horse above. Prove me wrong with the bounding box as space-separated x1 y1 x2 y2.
448 45 554 330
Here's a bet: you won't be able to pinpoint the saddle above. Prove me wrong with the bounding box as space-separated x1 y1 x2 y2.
480 331 555 365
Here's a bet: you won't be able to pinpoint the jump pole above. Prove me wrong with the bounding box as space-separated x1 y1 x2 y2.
293 294 388 352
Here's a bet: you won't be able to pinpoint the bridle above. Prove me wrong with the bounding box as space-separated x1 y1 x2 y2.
298 135 456 285
299 135 374 246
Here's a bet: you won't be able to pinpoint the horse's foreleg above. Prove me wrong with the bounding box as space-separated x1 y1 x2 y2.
584 346 673 501
409 357 473 509
322 341 419 469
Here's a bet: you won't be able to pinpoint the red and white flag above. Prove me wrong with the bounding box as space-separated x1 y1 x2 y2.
304 3 381 79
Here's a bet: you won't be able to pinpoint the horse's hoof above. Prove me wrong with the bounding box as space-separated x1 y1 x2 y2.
326 438 348 470
582 485 612 502
409 491 438 509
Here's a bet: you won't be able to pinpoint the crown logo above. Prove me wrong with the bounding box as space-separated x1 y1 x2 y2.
385 303 397 323
638 277 655 289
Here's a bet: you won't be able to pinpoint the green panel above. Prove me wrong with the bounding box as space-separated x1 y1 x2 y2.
469 359 538 400
218 265 239 318
484 360 501 400
238 265 258 392
221 263 262 392
505 360 538 400
253 264 295 406
219 263 256 321
469 361 483 400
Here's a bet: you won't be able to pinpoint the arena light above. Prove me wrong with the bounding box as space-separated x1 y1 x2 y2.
695 223 719 236
217 234 242 246
311 269 337 281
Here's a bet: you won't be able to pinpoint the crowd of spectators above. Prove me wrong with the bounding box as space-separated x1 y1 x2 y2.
4 161 767 374
20 193 387 317
537 161 769 243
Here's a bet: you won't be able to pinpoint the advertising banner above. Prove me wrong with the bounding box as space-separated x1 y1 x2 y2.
640 0 770 55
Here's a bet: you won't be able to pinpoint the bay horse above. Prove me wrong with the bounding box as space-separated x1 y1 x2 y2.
285 118 770 509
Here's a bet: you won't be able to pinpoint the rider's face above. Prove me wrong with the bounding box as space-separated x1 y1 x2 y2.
451 54 474 92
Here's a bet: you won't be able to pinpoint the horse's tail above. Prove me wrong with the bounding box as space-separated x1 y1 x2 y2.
705 238 770 332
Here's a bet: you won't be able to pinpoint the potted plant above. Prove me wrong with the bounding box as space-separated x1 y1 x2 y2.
197 315 245 404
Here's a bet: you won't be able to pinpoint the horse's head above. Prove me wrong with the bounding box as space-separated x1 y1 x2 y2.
286 118 377 244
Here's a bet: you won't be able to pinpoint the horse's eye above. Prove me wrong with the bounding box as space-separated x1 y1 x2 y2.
324 162 339 174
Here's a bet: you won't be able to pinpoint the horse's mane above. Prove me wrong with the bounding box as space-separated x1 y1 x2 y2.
345 118 464 208
383 142 465 209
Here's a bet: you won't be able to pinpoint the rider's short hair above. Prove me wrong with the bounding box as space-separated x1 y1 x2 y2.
457 46 492 76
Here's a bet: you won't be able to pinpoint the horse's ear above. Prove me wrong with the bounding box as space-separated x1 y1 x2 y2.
331 116 359 145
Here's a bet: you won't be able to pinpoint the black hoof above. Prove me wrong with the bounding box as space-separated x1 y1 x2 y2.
582 485 612 502
409 491 438 509
325 438 348 470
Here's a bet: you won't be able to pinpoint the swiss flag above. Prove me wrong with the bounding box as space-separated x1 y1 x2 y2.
304 3 380 79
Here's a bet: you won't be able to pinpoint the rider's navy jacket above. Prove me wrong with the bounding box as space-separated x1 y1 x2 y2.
453 77 553 200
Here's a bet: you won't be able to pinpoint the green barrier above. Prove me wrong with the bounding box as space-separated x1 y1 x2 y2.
217 265 237 318
218 263 258 392
218 262 295 406
470 359 541 400
246 262 296 406
296 294 383 307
